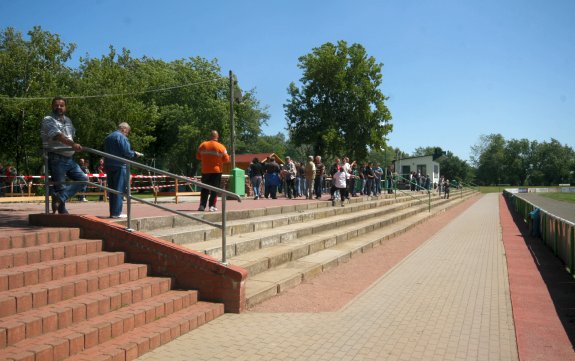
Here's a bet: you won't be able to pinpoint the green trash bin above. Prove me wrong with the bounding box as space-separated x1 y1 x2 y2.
230 168 245 197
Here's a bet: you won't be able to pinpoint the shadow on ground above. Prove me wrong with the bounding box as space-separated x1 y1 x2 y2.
505 198 575 348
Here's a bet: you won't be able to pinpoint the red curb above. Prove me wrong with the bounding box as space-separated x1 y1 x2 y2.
499 194 575 361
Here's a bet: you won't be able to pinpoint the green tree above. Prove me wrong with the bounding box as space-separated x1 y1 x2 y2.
472 134 506 185
0 26 76 173
534 139 574 185
285 41 392 160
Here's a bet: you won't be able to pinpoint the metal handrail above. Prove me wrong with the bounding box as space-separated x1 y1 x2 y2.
393 174 431 212
43 147 242 264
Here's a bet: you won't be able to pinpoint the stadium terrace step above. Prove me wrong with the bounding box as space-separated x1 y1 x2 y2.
0 227 224 361
144 192 440 245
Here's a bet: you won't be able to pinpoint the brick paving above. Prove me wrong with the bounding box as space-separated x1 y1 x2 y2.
138 193 519 361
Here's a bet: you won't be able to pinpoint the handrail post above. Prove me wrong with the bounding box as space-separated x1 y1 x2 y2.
126 163 133 231
428 191 431 212
44 150 50 214
221 195 228 265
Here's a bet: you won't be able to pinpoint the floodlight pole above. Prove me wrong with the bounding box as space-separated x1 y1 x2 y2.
229 70 236 170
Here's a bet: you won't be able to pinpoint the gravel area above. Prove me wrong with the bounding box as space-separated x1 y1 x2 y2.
249 195 480 313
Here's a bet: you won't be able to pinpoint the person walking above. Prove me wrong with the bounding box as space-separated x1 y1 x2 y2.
41 96 88 214
103 122 143 218
196 130 230 212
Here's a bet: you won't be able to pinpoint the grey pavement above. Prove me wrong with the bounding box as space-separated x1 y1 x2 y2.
138 193 518 361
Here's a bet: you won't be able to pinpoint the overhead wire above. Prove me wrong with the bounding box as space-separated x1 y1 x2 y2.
0 77 222 102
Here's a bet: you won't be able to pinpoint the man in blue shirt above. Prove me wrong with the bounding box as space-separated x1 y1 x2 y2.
103 122 143 218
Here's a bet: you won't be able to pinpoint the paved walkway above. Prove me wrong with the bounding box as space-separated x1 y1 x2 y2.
138 193 519 361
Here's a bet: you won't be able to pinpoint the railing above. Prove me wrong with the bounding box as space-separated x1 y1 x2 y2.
393 174 431 212
503 189 575 277
43 147 242 264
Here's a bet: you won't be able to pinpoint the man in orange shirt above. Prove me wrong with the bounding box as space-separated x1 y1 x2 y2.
196 130 230 212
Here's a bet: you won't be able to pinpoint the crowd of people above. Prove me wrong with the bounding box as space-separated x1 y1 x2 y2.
247 155 398 206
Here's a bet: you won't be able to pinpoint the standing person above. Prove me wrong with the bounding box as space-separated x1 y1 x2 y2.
196 130 230 212
103 122 143 218
95 158 106 201
314 155 325 199
77 158 90 202
283 156 297 199
249 157 263 200
444 179 450 199
330 165 350 207
0 163 4 196
264 157 281 199
365 162 375 196
304 155 316 199
41 96 88 214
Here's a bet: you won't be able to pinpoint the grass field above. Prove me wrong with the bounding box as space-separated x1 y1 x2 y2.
539 192 575 204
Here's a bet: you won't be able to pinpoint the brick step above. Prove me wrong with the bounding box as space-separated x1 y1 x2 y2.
245 193 477 307
0 228 81 251
0 263 148 318
0 290 202 361
0 239 102 270
0 251 125 292
66 301 224 361
0 276 172 349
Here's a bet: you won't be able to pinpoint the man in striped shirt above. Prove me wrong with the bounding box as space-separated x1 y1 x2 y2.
41 97 88 214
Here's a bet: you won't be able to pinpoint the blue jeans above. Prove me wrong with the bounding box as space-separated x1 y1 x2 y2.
105 166 127 217
49 154 88 202
251 176 262 197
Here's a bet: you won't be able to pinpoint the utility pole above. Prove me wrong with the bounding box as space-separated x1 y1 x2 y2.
229 70 236 170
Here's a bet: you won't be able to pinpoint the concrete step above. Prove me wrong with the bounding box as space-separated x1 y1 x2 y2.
0 239 102 270
0 263 149 318
149 192 439 246
183 193 462 262
228 198 447 277
0 251 125 292
0 290 206 361
0 276 172 349
244 192 476 308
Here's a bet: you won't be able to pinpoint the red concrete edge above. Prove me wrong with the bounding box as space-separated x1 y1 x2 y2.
499 194 574 361
28 213 247 313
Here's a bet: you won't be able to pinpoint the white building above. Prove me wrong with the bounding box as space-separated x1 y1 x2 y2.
393 155 440 186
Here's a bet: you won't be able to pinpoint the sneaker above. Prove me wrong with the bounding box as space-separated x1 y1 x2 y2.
209 206 217 212
81 197 88 202
198 205 205 211
110 214 127 219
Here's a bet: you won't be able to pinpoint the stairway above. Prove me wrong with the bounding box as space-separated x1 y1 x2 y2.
133 189 478 308
0 228 224 361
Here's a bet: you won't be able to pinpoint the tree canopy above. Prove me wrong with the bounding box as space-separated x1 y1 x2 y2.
0 26 270 175
284 41 392 161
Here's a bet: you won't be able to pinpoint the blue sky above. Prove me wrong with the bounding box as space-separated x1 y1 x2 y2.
2 0 574 162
